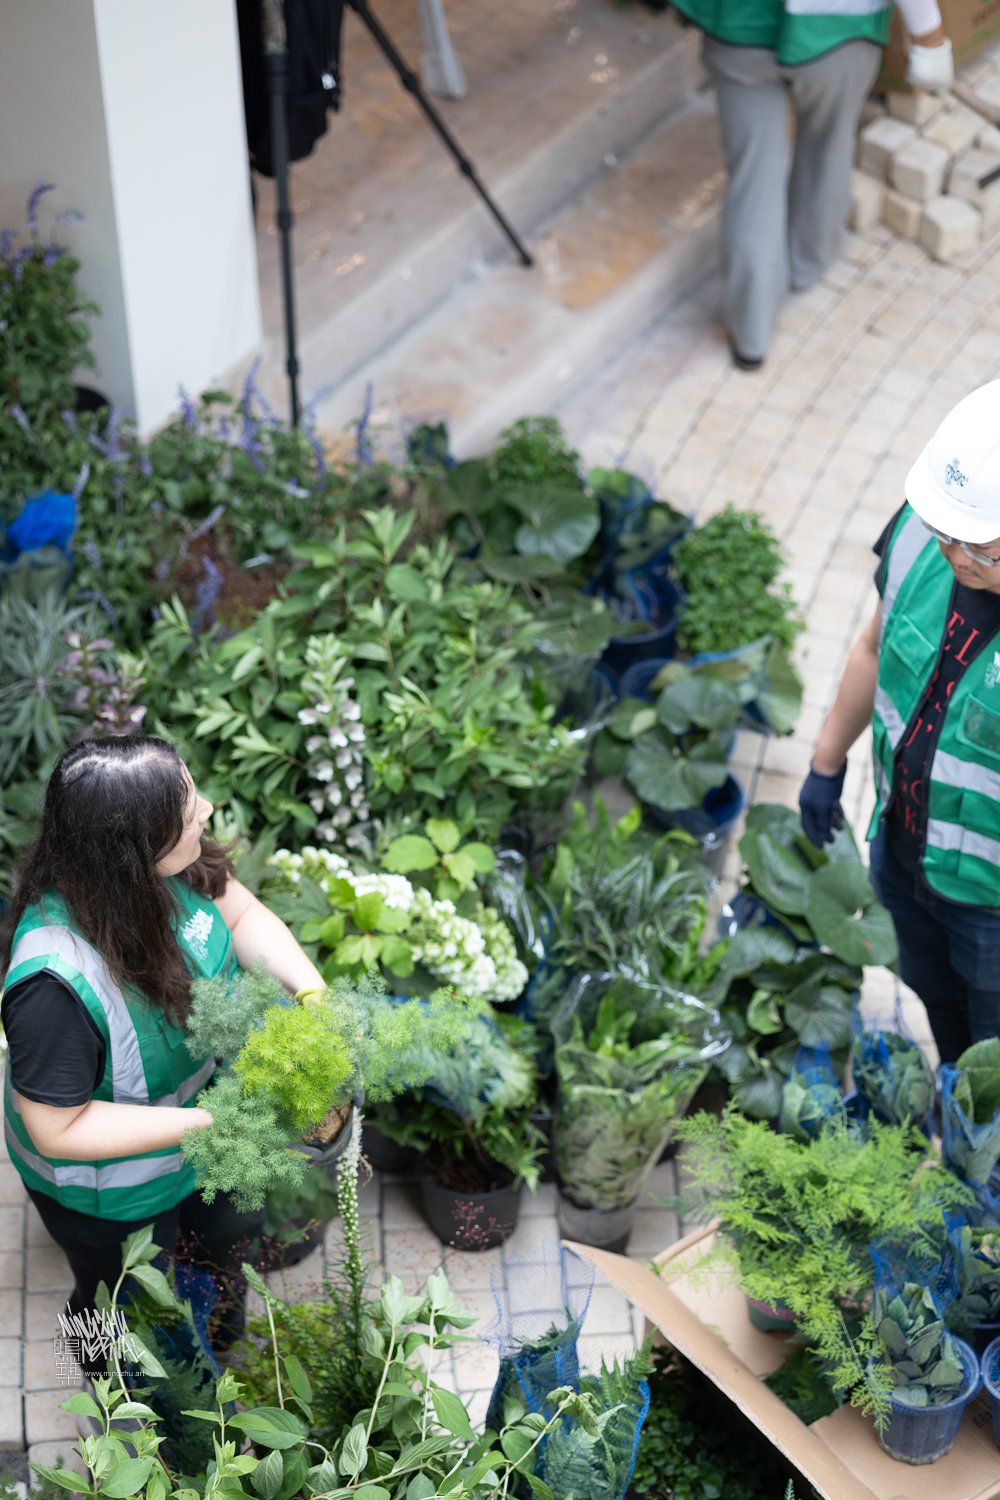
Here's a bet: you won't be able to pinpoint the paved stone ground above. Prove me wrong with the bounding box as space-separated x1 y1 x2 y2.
3 203 1000 1476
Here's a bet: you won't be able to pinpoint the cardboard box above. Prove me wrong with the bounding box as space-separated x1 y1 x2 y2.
879 0 1000 91
566 1224 1000 1500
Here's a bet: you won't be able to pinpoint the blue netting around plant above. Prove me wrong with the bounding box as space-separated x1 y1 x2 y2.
778 1043 846 1141
941 1062 1000 1188
482 1241 650 1498
484 1240 595 1432
850 1003 936 1133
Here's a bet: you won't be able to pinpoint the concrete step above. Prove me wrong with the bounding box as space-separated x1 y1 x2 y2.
253 6 703 411
310 94 725 454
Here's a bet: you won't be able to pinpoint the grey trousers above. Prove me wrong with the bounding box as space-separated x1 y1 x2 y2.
702 37 882 360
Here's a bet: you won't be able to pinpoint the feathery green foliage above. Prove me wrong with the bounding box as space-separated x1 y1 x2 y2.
235 1005 353 1134
183 965 282 1068
180 1075 306 1213
673 1108 975 1426
541 1339 653 1500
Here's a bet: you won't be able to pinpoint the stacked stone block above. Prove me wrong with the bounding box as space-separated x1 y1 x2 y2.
851 42 1000 262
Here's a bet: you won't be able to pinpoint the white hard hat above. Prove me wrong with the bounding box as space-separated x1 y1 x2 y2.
904 380 1000 544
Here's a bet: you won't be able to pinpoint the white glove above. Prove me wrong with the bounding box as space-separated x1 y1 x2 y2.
906 37 954 93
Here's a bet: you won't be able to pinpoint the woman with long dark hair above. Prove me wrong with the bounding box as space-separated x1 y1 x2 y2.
1 734 324 1355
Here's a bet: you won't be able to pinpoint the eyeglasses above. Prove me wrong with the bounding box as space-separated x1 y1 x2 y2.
924 524 1000 569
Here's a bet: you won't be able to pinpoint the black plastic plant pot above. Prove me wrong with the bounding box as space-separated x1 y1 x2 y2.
877 1337 980 1465
745 1296 799 1333
557 1192 635 1254
601 579 683 680
360 1121 419 1177
298 1103 359 1177
420 1175 521 1252
643 774 746 882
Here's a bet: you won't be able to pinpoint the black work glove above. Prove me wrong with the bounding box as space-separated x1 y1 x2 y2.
799 762 846 848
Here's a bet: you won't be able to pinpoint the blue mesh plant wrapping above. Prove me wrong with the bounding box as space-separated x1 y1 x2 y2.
941 1057 1000 1187
778 1043 846 1141
851 1006 936 1132
483 1241 651 1499
870 1234 966 1409
484 1241 594 1432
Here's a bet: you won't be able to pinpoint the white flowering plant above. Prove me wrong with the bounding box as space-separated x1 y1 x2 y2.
266 843 529 1005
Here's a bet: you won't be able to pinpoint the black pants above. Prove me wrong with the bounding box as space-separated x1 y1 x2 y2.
29 1185 263 1363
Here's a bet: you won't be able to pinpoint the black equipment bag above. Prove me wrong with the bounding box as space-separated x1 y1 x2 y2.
237 0 345 177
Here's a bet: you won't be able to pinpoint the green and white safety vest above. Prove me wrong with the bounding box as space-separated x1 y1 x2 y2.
3 880 237 1219
869 504 1000 907
671 0 893 66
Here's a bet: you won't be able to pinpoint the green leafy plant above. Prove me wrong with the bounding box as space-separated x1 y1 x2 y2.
778 1054 845 1142
525 798 708 1045
942 1037 1000 1184
872 1278 965 1408
0 185 97 428
183 969 487 1209
943 1221 1000 1337
539 1341 653 1500
738 804 897 967
671 503 802 656
264 844 528 1003
553 985 711 1212
370 1010 544 1190
673 1108 975 1428
381 816 495 900
631 1345 798 1499
852 1030 936 1129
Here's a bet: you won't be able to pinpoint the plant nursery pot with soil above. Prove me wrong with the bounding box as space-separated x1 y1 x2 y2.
876 1336 981 1465
745 1296 800 1333
557 1192 636 1254
420 1172 521 1252
298 1101 358 1171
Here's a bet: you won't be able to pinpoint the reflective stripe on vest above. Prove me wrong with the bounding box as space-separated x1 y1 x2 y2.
873 683 907 753
879 509 931 655
785 0 885 12
4 1112 186 1192
932 747 1000 803
926 820 1000 869
7 925 149 1103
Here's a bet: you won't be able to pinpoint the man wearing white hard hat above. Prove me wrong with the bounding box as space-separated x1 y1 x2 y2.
800 380 1000 1063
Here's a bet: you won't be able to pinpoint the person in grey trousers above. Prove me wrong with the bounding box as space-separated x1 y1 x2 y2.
671 0 953 369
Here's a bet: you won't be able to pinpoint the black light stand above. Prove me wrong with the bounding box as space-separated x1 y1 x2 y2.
345 0 533 269
261 0 302 427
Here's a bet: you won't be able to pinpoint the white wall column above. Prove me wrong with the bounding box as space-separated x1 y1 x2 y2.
0 0 262 434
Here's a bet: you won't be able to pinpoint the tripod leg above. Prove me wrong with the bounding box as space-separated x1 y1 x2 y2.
347 0 533 268
261 0 301 426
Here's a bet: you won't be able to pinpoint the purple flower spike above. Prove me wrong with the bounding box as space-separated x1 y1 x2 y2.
26 182 56 238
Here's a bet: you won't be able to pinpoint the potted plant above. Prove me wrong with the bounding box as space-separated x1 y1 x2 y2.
552 976 720 1251
941 1038 1000 1186
942 1219 1000 1353
179 967 483 1211
851 1027 936 1130
370 1009 545 1251
701 804 898 1121
869 1262 981 1464
669 502 802 661
672 1107 975 1429
523 798 708 1049
261 829 528 1005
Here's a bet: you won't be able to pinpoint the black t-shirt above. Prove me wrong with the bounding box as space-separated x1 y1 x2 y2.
1 972 106 1106
874 509 1000 869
